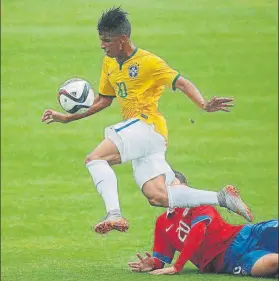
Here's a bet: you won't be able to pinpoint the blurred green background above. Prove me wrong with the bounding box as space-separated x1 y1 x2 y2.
1 0 277 280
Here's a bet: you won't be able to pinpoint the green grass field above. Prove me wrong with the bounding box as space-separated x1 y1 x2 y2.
1 0 278 280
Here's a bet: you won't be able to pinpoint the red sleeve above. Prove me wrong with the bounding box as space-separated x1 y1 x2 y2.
153 258 164 269
173 221 207 272
152 216 176 268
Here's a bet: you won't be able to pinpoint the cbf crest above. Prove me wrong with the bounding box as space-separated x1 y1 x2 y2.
128 63 139 78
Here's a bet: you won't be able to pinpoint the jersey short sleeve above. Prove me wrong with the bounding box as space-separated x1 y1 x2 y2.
150 56 180 90
191 206 217 227
98 58 116 97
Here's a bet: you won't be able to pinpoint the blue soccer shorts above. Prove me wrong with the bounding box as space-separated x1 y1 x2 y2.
221 219 278 276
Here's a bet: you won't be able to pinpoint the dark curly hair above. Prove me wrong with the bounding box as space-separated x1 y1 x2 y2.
173 170 188 185
97 6 131 37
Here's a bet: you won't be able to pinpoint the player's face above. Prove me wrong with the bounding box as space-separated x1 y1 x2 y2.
99 33 123 58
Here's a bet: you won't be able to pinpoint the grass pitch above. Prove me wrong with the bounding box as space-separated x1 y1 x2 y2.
1 0 278 280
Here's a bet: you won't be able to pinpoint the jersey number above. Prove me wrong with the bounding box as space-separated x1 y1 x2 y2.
117 82 128 98
176 221 191 242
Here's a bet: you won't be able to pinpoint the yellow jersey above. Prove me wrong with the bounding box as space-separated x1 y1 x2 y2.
98 48 180 140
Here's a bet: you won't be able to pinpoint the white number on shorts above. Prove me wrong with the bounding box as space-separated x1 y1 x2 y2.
233 266 242 275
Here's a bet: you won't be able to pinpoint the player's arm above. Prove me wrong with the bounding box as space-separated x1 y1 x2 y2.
151 56 233 113
173 221 206 271
151 218 176 270
151 208 214 275
42 58 116 124
150 222 207 275
41 95 113 124
68 94 114 122
174 76 234 112
128 217 175 272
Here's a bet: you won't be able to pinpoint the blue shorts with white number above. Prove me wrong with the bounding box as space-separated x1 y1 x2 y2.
221 219 278 276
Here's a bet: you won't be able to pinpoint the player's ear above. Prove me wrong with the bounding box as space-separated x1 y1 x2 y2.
118 35 127 51
120 34 128 44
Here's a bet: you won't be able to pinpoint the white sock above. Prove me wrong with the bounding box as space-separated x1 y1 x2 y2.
86 159 120 213
167 185 219 208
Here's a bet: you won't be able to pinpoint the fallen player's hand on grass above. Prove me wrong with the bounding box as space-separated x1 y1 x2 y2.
149 266 179 275
128 252 154 272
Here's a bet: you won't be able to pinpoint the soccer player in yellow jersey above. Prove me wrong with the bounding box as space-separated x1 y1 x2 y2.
42 7 252 234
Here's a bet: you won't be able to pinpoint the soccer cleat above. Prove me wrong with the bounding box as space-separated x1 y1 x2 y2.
217 185 253 222
94 209 129 234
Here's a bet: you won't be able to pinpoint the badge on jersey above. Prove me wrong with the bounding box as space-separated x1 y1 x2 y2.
128 64 139 78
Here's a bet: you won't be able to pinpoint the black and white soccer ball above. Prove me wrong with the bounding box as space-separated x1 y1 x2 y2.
58 78 94 114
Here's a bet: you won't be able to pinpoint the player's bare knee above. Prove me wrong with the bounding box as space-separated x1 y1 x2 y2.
107 154 121 165
146 193 168 207
85 154 100 164
85 155 91 165
147 198 158 206
147 196 161 206
85 153 121 166
148 198 167 207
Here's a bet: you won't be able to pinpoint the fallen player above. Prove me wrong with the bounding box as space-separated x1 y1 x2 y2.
128 171 278 277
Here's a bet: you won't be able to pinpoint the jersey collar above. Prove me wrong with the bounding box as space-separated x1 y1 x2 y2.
166 207 175 218
118 47 138 70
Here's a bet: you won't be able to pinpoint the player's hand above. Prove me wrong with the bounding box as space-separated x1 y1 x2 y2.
41 109 70 124
149 266 178 275
128 252 154 272
203 96 234 112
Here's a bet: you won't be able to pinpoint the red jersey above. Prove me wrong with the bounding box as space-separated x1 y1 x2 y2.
152 206 244 272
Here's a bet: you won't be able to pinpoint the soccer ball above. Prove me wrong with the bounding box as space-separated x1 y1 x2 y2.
58 78 94 114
